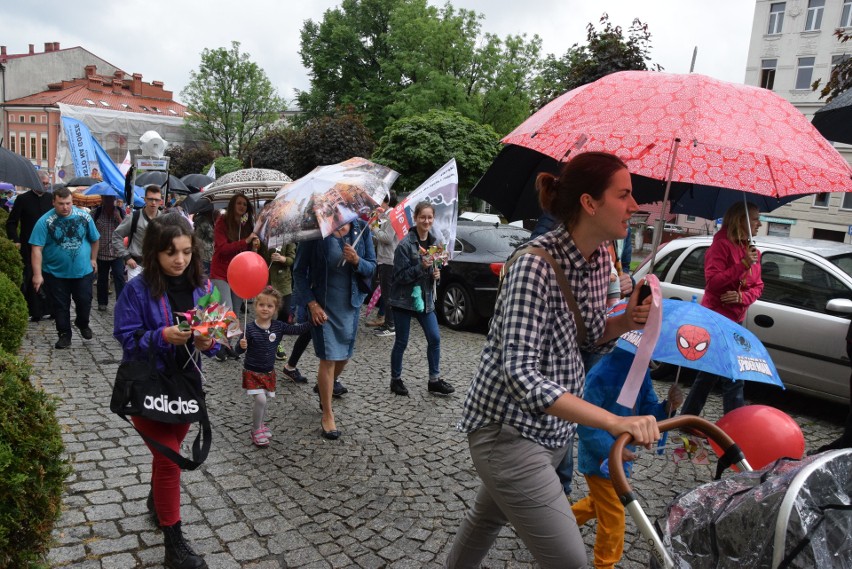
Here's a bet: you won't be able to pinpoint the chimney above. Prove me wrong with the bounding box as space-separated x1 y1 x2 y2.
53 42 60 51
112 79 123 94
113 70 123 80
85 65 96 78
152 80 164 88
29 44 34 54
44 42 52 53
132 73 142 95
1 47 6 57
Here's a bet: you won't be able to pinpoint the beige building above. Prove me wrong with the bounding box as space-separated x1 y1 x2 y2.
744 0 852 242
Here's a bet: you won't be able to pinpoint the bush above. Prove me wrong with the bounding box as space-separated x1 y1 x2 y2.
0 236 23 287
0 273 27 354
0 351 70 567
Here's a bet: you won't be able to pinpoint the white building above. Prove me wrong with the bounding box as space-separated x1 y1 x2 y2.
744 0 852 242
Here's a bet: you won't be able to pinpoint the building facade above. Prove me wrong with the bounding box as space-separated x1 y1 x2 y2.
744 0 852 242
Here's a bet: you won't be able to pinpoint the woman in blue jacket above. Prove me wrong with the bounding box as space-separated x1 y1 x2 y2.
113 213 219 569
293 218 376 440
388 202 454 397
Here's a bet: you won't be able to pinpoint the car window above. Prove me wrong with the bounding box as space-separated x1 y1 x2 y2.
647 248 685 281
760 253 852 313
828 253 852 280
462 227 528 257
672 247 707 289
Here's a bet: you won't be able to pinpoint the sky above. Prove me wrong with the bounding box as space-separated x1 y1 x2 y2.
2 1 757 107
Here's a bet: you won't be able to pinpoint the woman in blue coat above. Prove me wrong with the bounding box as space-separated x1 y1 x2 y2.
293 218 376 440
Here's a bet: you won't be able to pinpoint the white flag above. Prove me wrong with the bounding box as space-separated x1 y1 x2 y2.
118 151 132 176
206 164 216 179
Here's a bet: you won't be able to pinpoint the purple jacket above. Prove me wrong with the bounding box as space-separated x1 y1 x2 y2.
113 275 220 367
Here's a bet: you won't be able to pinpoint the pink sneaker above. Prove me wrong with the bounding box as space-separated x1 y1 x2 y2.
260 424 272 439
251 428 269 447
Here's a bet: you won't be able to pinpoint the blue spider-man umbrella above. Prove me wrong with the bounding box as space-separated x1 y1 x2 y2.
616 298 783 388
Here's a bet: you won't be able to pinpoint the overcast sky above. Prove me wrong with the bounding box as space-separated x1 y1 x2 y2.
3 1 757 107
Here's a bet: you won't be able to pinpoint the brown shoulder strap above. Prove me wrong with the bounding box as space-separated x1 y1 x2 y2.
500 246 587 345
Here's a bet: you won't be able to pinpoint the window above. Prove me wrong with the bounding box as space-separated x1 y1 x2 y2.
766 221 792 237
768 2 785 34
796 56 816 89
9 136 14 153
99 100 110 107
29 115 35 123
805 0 824 31
813 192 830 207
121 103 131 109
30 137 36 160
843 0 852 28
673 248 707 289
18 115 24 123
84 99 95 105
41 137 47 161
19 134 25 157
761 59 778 89
40 116 46 124
843 192 852 210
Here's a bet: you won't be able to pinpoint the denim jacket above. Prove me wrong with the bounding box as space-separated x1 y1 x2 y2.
390 230 436 313
293 219 376 311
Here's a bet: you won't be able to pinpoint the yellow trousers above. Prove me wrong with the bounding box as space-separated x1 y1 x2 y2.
571 474 625 569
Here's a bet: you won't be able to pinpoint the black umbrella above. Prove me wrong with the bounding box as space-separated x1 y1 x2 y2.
181 192 213 215
64 176 101 187
0 146 44 191
811 89 852 145
471 144 802 222
135 171 191 194
180 174 214 192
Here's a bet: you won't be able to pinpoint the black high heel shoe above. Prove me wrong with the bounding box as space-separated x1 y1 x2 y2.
321 419 340 440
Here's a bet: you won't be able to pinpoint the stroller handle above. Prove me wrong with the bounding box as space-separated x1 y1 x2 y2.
609 415 739 500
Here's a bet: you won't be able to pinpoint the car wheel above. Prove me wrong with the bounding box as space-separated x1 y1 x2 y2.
440 282 479 330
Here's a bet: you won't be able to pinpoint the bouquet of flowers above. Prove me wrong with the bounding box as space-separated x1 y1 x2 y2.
179 286 241 342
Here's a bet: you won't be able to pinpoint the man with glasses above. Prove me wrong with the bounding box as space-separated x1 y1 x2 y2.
112 185 162 281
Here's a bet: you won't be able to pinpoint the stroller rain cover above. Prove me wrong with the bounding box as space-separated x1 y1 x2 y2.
652 449 852 568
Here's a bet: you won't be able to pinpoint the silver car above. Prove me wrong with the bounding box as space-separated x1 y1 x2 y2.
633 236 852 403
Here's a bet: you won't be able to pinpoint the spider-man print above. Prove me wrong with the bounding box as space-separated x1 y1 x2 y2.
676 325 711 361
46 214 89 263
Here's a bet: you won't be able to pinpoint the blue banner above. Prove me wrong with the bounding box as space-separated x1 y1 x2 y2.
92 137 126 193
61 117 97 178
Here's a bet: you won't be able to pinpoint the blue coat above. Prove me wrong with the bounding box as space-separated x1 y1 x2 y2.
576 349 669 478
113 276 220 370
292 219 376 312
390 229 437 313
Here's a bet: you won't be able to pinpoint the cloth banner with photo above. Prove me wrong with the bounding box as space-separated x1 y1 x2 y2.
388 159 459 259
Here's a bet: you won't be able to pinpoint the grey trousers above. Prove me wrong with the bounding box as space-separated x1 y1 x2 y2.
445 423 588 569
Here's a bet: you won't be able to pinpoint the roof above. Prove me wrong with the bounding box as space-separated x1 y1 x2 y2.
4 76 187 118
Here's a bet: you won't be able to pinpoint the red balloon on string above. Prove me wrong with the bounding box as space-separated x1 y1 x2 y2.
227 252 268 299
709 405 805 471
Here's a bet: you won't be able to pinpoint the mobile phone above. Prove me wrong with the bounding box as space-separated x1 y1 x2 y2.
637 283 652 304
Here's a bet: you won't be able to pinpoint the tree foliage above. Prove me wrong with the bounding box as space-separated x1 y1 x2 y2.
533 13 661 110
297 0 541 137
182 41 284 160
165 143 217 178
812 29 852 101
372 109 500 201
248 114 375 179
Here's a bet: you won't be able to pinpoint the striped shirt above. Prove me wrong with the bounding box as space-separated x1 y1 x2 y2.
457 226 615 449
236 319 311 373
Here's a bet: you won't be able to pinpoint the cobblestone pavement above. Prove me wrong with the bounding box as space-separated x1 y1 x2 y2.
29 302 846 568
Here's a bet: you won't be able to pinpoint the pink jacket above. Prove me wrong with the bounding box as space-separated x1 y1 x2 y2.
701 230 763 323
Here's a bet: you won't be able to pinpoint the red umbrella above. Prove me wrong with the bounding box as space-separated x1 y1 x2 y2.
503 71 852 199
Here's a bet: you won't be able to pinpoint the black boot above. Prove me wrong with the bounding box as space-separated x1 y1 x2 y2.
146 489 158 523
162 521 207 569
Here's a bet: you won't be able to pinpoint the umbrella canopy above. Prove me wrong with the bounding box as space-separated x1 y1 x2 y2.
83 181 123 198
0 182 15 192
180 173 215 192
205 168 292 194
503 71 852 199
0 146 43 191
617 299 783 388
64 176 101 187
255 157 398 249
134 171 191 194
471 144 800 222
811 88 852 145
181 192 214 215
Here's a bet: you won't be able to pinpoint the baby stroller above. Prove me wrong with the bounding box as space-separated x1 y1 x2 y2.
610 415 852 568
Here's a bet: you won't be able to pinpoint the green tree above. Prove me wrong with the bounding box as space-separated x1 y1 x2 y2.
372 109 500 202
297 0 540 137
245 127 298 177
533 13 661 110
165 143 217 178
182 41 284 160
812 29 852 101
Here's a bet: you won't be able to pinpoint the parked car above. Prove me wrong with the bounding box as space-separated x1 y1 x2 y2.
633 235 852 403
663 223 686 234
437 220 531 330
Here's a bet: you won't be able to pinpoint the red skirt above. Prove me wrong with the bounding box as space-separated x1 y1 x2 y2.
242 369 276 396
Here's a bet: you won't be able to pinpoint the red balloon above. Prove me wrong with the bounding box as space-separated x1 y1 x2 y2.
709 405 805 471
227 252 268 299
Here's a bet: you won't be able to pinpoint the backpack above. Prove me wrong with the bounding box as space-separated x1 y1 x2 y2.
127 209 141 249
